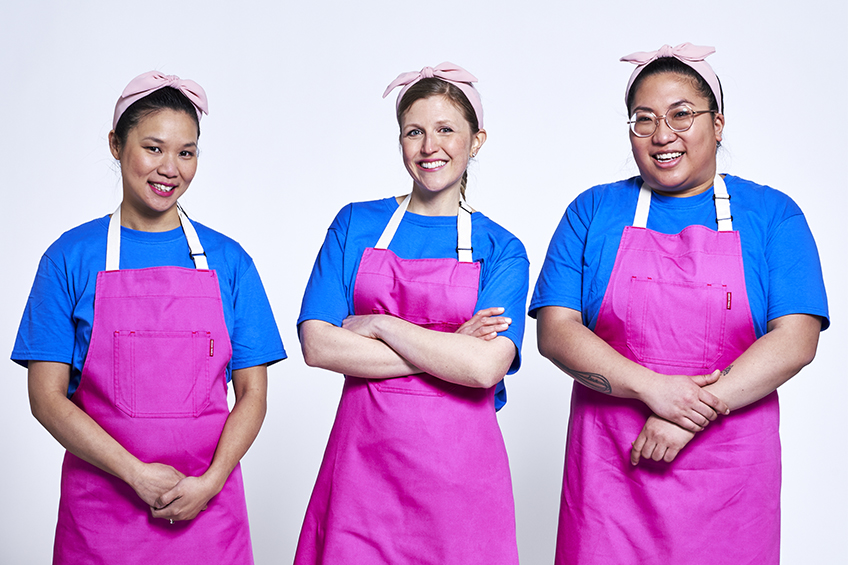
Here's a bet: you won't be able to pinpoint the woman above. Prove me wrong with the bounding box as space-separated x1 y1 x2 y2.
530 44 829 564
294 63 528 564
12 71 286 564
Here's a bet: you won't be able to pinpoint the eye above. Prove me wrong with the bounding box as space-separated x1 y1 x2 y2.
145 146 162 153
438 126 454 133
405 128 422 137
179 150 196 158
672 107 694 119
634 113 654 123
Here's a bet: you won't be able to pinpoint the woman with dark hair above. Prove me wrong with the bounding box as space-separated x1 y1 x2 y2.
294 63 528 564
530 44 829 564
12 71 286 564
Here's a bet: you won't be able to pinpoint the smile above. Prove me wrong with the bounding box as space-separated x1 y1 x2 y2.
419 160 447 170
150 182 176 194
654 152 683 163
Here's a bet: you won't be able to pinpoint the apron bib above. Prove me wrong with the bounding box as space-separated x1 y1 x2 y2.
557 177 781 565
295 195 519 565
54 206 253 565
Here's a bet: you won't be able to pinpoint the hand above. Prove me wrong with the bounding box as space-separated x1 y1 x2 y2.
128 462 186 508
342 314 381 339
150 475 220 523
455 307 511 341
630 414 695 465
640 370 729 432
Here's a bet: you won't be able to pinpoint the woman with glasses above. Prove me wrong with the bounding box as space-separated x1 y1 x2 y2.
530 44 828 564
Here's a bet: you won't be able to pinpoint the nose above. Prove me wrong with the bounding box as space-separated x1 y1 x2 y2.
652 116 677 144
421 133 438 155
157 152 178 177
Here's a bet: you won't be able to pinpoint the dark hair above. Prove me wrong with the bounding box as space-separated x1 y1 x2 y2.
113 87 200 149
626 57 723 116
396 77 479 199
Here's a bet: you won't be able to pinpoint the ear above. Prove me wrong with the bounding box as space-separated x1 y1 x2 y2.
108 130 121 160
713 113 725 143
471 128 487 156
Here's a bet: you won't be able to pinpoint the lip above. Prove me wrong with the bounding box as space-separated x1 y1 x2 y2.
652 151 684 169
417 159 447 171
148 181 177 196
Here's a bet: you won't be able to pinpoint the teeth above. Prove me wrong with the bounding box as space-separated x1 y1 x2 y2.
420 160 447 169
151 182 175 192
655 152 683 162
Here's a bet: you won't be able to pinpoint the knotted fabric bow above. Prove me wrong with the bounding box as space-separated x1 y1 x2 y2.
383 62 484 128
112 71 209 130
621 43 722 114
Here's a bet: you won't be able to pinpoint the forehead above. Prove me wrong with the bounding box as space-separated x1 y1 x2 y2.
130 108 198 140
631 72 709 110
401 94 468 125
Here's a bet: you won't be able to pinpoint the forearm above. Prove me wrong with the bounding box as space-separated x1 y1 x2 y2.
536 306 656 400
704 314 821 411
200 365 268 494
28 361 145 485
300 319 420 378
366 315 515 388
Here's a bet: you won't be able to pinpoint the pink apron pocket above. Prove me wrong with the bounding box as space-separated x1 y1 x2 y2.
113 330 212 418
626 277 727 370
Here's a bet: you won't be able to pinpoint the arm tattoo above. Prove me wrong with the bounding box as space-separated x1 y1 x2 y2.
551 357 612 394
721 364 733 376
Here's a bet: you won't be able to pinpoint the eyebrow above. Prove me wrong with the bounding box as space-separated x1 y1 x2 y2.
633 99 696 112
141 136 197 148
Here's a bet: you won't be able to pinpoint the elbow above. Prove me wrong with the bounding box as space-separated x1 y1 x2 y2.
298 321 330 369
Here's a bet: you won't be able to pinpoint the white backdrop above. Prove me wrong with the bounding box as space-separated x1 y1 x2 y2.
2 1 845 563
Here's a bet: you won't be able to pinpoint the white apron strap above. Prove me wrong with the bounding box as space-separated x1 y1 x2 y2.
375 194 411 250
457 197 473 263
634 175 731 231
633 184 652 228
375 194 473 262
105 204 208 271
713 175 732 232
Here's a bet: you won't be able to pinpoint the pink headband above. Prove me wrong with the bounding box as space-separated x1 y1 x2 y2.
382 62 484 129
621 43 723 114
112 71 209 130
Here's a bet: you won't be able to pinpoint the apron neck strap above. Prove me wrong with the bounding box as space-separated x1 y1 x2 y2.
106 204 208 271
375 194 474 262
634 174 732 232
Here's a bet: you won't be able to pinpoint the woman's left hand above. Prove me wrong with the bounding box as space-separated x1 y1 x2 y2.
149 475 220 522
455 307 511 341
342 314 380 339
630 414 696 465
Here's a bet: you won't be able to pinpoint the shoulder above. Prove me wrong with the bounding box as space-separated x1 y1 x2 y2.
570 177 641 216
471 212 527 258
42 215 110 267
723 174 805 223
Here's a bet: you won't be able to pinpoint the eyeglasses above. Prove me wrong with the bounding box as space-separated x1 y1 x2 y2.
628 104 716 138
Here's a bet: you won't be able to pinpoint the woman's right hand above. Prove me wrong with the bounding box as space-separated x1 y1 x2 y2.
455 307 511 341
640 370 730 432
129 462 187 509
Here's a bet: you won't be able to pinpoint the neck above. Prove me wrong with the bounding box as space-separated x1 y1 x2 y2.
406 184 462 216
119 204 181 232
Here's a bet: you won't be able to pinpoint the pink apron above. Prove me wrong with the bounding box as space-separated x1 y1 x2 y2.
557 176 781 564
54 206 253 564
295 195 519 565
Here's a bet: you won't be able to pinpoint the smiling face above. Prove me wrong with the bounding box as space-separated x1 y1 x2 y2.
399 94 486 212
629 72 724 197
109 108 198 230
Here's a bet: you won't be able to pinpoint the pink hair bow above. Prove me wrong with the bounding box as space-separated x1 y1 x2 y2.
383 62 484 128
112 71 209 130
621 43 722 113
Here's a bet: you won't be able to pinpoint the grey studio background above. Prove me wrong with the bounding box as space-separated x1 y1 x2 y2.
1 1 845 563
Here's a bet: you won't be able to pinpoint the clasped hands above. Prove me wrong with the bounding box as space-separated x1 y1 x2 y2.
131 462 217 523
630 370 729 466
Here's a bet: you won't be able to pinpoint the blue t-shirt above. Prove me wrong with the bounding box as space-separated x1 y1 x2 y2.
298 197 530 410
12 215 287 395
529 175 830 337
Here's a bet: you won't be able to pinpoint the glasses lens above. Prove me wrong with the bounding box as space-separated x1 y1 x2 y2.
630 111 656 137
667 105 695 132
